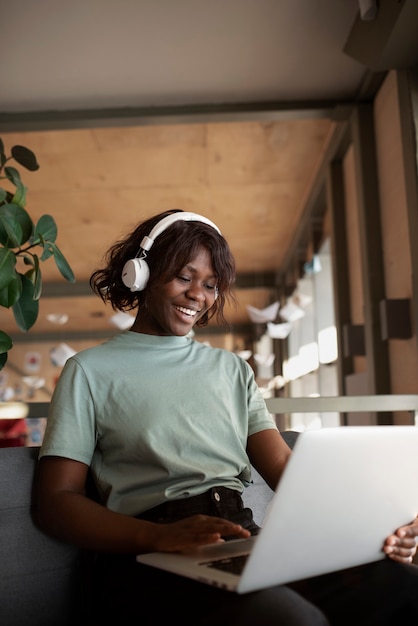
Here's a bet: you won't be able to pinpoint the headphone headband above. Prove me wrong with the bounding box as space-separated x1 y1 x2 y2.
121 212 222 292
139 212 221 252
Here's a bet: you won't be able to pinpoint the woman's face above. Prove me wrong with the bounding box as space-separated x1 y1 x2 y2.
133 246 218 336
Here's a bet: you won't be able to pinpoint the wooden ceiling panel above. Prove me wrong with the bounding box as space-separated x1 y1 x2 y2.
207 120 331 185
1 118 332 342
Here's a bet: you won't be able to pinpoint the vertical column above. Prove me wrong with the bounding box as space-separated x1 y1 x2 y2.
350 105 391 414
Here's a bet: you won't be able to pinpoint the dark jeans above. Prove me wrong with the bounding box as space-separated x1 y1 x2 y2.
89 487 418 626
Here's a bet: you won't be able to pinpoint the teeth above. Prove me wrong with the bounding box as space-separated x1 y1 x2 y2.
175 306 197 317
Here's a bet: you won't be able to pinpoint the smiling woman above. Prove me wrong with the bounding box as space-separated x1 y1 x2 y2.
35 208 418 625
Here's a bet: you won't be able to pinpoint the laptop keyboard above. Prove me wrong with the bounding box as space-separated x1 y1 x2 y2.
202 554 249 575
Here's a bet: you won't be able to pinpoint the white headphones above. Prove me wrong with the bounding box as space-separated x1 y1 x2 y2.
121 212 222 292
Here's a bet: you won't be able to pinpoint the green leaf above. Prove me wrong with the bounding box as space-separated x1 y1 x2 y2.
0 330 13 353
0 247 16 290
12 274 39 331
4 166 21 186
39 238 53 261
27 254 42 300
0 138 6 169
33 271 42 300
23 253 35 266
0 351 8 370
0 187 6 202
35 214 57 243
11 179 27 207
0 273 22 307
24 267 36 282
0 331 12 370
48 242 75 282
11 144 39 171
0 203 34 246
0 209 22 247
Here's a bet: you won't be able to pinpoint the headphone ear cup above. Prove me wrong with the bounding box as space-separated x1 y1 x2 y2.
121 258 150 292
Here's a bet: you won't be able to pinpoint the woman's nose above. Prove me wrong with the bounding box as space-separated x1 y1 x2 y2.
185 281 205 301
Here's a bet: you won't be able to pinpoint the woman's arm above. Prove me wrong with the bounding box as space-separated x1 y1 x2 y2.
37 456 250 554
246 428 292 491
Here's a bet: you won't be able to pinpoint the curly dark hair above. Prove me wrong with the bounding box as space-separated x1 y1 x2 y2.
90 209 236 328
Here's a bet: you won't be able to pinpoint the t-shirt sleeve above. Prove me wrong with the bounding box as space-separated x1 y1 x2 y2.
39 357 97 465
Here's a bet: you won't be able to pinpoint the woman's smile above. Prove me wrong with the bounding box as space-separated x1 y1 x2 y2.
173 304 199 318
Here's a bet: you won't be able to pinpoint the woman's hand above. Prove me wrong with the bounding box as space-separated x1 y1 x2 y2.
146 514 251 554
383 515 418 564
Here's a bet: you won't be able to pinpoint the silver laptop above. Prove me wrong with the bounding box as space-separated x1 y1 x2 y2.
137 426 418 593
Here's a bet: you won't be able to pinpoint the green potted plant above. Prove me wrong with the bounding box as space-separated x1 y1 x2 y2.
0 137 75 370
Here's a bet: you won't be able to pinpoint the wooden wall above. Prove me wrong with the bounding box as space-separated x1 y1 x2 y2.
374 71 418 395
329 70 418 423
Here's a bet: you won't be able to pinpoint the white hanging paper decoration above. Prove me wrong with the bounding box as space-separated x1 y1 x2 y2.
253 353 275 368
267 322 292 339
279 301 305 322
236 350 252 361
22 376 46 389
110 311 135 330
50 343 77 367
292 291 312 308
246 301 280 324
46 313 69 325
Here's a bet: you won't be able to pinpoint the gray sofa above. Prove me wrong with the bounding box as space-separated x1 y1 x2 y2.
1 445 88 626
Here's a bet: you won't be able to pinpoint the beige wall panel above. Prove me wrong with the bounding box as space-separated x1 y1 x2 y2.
374 71 418 394
2 125 207 189
12 142 206 192
343 144 366 375
389 341 418 399
374 72 412 295
0 296 109 336
322 206 332 239
207 120 331 185
206 183 302 272
343 145 363 324
25 186 214 281
2 129 99 155
23 180 303 281
92 125 207 151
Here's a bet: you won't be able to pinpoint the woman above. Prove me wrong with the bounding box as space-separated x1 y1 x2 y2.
37 209 418 625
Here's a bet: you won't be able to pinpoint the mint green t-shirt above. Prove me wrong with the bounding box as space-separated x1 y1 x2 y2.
40 332 277 515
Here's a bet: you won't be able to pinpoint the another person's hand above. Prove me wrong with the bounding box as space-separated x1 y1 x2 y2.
383 515 418 564
145 514 251 554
